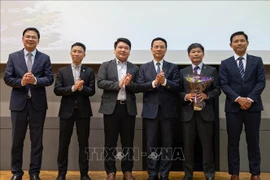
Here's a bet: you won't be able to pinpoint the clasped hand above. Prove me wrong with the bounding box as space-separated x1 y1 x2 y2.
186 92 208 102
74 78 84 91
237 97 252 110
154 71 165 86
22 71 36 86
119 73 132 88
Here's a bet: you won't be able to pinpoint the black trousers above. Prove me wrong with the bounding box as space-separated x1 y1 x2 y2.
57 109 90 175
226 111 261 176
183 112 215 179
11 99 46 176
144 107 173 177
103 103 136 174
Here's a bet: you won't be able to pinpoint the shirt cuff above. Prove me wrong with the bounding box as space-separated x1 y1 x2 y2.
247 97 254 102
161 79 167 86
152 81 157 88
78 86 83 91
235 96 240 102
34 77 37 85
71 85 76 92
184 94 188 101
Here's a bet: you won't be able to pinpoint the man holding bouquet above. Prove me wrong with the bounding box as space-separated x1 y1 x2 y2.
179 43 221 180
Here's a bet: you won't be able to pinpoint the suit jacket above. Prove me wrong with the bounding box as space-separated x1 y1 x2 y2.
179 64 221 122
97 59 139 116
4 49 54 111
219 54 265 112
54 65 95 119
137 60 180 119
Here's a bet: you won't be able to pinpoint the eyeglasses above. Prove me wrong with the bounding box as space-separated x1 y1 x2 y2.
24 35 38 40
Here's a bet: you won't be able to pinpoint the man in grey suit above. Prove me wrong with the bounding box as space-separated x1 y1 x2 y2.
137 37 180 180
179 43 220 180
4 27 54 180
97 38 139 180
54 42 95 180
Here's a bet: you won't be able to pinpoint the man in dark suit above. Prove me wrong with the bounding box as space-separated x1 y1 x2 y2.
4 27 54 180
219 31 265 180
179 43 221 180
97 38 139 180
137 37 180 180
54 42 95 180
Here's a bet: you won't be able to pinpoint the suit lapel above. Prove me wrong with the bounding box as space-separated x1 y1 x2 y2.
80 65 86 80
200 64 209 76
150 61 157 80
31 50 39 73
112 59 119 81
127 61 132 74
67 65 75 84
244 54 253 81
229 57 242 80
162 60 169 76
18 50 28 73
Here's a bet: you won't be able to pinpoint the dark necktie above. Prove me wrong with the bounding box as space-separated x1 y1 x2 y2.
27 53 32 71
193 66 199 75
156 62 161 74
238 57 245 79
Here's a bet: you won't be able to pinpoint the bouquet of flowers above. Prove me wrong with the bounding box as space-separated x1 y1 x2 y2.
185 74 213 111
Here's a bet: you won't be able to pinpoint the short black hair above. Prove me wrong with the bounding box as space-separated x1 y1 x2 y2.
187 43 204 54
151 37 167 48
230 31 248 43
71 42 86 52
114 38 131 49
22 27 40 39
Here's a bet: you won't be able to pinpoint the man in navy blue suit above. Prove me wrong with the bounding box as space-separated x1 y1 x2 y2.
4 27 54 180
137 37 180 180
219 31 265 180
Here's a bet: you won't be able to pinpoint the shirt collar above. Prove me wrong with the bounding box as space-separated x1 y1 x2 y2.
71 63 81 69
234 53 247 61
192 62 203 70
153 59 164 66
24 49 37 57
115 58 127 65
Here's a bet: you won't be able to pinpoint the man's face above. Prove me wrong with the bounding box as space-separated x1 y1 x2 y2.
230 35 249 56
70 46 85 65
22 30 39 52
114 42 130 62
188 47 204 65
151 40 167 61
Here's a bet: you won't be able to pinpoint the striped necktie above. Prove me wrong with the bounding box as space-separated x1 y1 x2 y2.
193 66 199 75
238 57 245 79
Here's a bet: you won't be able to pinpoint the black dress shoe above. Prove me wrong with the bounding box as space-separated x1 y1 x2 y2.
147 176 158 180
56 174 66 180
11 175 22 180
160 176 169 180
30 174 41 180
81 174 91 180
206 178 214 180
